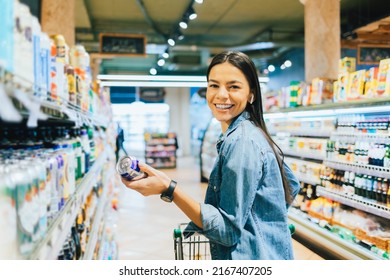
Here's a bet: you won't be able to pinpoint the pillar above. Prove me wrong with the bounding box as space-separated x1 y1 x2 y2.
40 0 75 46
300 0 340 81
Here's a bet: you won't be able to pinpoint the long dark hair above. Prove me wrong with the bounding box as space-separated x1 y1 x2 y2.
206 51 293 205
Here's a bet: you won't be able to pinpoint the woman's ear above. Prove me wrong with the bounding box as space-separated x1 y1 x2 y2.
249 94 255 104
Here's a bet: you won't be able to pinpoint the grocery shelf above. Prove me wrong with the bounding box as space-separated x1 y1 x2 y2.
330 132 390 144
269 128 333 138
28 148 109 260
283 149 325 161
83 171 113 260
266 96 390 115
144 132 177 169
288 209 382 260
324 159 390 179
295 175 321 186
316 186 390 219
0 68 109 128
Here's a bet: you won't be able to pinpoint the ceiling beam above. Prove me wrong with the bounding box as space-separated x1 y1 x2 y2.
356 32 390 41
82 0 97 41
136 0 168 41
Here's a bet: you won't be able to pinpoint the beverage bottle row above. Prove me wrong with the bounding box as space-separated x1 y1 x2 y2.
319 167 390 206
0 125 100 259
292 182 318 212
57 179 103 260
336 115 390 135
327 139 390 168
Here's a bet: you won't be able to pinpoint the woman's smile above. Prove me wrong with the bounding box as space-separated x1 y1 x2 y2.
214 103 234 110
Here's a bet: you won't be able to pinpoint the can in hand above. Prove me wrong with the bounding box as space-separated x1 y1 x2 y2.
116 155 146 181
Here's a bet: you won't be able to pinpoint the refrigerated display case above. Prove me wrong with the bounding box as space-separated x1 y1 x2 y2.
266 98 390 260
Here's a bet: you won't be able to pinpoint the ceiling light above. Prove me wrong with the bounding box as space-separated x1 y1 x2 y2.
189 12 197 20
188 7 197 20
162 51 169 59
157 59 165 66
149 68 157 75
179 21 188 29
268 65 275 72
284 60 292 67
167 38 175 46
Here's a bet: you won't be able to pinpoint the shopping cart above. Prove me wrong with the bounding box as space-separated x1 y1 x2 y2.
173 222 296 260
173 223 211 260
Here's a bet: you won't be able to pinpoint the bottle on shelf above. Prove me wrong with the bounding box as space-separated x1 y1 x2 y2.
387 184 390 207
382 179 389 205
80 128 91 174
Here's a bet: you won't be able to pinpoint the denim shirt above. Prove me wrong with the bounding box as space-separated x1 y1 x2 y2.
185 112 300 260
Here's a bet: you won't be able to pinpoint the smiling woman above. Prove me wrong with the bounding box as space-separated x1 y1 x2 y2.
119 51 301 260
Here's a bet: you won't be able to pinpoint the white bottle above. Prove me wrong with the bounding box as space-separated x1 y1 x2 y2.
14 1 34 89
32 16 42 98
0 165 20 259
40 33 51 100
0 0 14 72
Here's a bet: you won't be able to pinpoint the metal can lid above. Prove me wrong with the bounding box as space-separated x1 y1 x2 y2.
116 155 138 174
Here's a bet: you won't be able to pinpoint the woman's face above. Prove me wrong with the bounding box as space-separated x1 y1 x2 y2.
206 62 252 132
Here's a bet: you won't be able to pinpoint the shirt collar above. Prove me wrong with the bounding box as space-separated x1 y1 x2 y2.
216 111 250 151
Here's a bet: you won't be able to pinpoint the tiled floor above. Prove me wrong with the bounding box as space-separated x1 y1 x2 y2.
115 156 323 260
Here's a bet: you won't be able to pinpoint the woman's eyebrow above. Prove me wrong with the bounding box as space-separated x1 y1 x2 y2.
208 79 243 84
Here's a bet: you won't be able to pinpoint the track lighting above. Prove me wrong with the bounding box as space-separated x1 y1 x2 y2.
157 59 165 67
188 7 197 20
162 50 169 59
179 20 188 29
149 68 157 75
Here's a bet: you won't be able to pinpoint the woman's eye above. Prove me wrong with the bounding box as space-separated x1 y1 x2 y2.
209 84 218 88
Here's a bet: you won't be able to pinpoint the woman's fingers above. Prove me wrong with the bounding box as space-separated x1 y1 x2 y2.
138 162 158 176
120 162 172 197
120 175 166 196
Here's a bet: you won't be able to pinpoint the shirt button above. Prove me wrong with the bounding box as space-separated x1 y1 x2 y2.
213 186 217 191
211 244 215 248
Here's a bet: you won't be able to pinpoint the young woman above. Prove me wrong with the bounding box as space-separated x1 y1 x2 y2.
120 51 300 260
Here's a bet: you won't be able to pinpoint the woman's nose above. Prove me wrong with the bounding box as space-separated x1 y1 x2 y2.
216 87 229 98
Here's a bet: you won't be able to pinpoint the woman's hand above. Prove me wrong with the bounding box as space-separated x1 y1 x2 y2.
120 162 171 197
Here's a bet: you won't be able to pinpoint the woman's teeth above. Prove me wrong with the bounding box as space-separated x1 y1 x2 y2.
216 104 233 109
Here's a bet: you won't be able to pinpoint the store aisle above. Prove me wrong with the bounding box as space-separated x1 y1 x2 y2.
115 156 323 260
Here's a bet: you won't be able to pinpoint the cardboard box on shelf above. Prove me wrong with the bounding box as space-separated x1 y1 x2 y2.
339 57 356 73
377 58 390 96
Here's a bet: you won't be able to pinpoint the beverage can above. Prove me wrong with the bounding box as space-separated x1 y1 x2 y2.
116 156 146 181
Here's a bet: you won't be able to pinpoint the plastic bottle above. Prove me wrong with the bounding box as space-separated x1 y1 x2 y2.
0 0 14 72
14 1 34 88
0 164 19 259
39 33 51 101
80 128 91 173
32 15 42 99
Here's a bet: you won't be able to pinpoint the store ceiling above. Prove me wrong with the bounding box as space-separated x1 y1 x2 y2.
75 0 390 76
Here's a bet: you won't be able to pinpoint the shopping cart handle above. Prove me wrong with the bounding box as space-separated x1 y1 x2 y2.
289 223 296 235
173 228 182 239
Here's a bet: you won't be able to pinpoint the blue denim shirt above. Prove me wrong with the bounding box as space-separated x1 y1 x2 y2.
185 112 300 260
